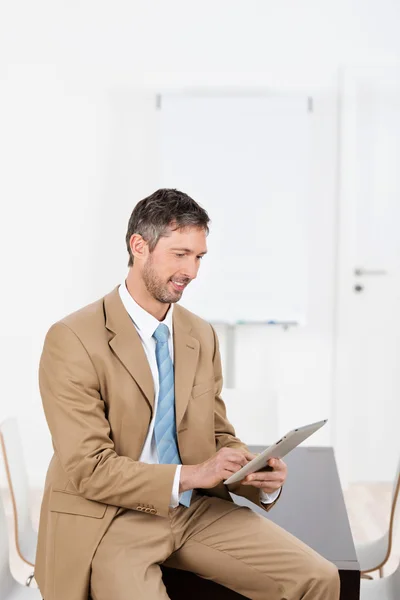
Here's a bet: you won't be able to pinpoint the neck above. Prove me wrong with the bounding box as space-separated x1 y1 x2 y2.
125 268 170 321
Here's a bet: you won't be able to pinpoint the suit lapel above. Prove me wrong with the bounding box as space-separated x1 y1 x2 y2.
104 286 200 427
104 286 155 414
173 305 200 429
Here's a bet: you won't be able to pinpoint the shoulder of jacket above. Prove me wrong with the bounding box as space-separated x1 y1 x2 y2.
47 292 108 338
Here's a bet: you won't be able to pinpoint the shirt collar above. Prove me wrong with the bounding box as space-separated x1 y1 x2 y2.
118 280 174 340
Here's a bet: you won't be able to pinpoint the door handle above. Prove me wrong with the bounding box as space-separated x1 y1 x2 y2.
354 268 388 276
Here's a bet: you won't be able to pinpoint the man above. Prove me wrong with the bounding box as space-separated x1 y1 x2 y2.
35 189 340 600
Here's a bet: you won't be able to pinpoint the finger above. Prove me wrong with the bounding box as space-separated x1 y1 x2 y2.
268 458 286 471
222 469 239 481
252 470 285 481
242 479 282 491
243 472 285 484
244 450 258 461
227 452 249 467
221 462 249 481
223 460 247 474
228 448 257 463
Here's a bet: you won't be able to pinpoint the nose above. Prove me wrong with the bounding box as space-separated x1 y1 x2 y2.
181 257 200 280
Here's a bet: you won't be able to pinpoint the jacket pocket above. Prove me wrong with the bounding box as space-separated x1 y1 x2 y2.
191 378 215 398
49 489 108 519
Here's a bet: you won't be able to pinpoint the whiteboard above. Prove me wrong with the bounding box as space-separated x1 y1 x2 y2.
159 94 311 324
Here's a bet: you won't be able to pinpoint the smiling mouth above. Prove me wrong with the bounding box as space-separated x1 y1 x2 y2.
170 280 187 291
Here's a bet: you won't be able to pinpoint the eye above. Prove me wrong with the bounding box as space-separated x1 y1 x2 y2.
175 253 185 258
197 255 204 260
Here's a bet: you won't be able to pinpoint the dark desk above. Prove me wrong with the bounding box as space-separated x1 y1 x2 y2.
162 446 360 600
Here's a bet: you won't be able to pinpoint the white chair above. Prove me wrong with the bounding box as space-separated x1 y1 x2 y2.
360 560 400 599
356 455 400 578
0 419 39 588
0 482 41 599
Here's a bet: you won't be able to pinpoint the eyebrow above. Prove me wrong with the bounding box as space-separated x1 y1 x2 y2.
170 248 208 255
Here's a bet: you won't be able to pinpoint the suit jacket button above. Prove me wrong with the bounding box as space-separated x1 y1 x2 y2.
150 508 157 514
145 508 151 513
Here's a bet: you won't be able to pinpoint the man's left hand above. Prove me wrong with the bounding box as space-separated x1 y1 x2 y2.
241 457 287 494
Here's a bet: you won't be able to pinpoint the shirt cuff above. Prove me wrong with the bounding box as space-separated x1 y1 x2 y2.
169 465 182 508
259 487 281 504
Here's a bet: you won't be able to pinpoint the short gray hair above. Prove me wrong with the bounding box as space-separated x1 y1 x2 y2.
125 188 210 267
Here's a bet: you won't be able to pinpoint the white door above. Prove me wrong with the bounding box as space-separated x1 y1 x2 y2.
335 67 400 484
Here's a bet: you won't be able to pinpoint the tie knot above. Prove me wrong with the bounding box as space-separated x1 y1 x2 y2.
153 323 169 344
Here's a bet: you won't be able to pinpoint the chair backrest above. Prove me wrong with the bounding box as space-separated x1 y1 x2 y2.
361 560 400 599
0 418 34 566
0 483 16 598
389 454 400 562
392 559 400 595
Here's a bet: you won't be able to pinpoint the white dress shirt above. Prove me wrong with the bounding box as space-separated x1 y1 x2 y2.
118 281 279 507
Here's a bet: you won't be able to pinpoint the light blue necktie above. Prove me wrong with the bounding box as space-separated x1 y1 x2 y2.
153 323 192 507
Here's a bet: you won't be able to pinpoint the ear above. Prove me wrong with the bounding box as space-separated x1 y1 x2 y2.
129 233 148 261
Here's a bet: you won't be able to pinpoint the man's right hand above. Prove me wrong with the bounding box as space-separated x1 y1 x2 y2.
179 447 253 493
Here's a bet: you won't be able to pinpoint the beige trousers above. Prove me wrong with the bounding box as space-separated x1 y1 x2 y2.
90 493 340 600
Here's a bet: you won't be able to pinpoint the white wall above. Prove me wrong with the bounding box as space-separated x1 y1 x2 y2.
1 0 400 488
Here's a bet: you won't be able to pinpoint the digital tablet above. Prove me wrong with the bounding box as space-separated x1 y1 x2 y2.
224 419 328 485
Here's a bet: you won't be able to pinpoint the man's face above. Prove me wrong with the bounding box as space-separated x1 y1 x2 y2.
141 226 207 304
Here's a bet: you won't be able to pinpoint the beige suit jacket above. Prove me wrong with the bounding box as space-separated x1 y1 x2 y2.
34 285 279 600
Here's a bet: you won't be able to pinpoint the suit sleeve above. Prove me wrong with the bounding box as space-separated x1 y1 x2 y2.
39 322 177 517
210 324 281 512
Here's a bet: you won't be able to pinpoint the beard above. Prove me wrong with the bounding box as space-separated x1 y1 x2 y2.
142 255 187 304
